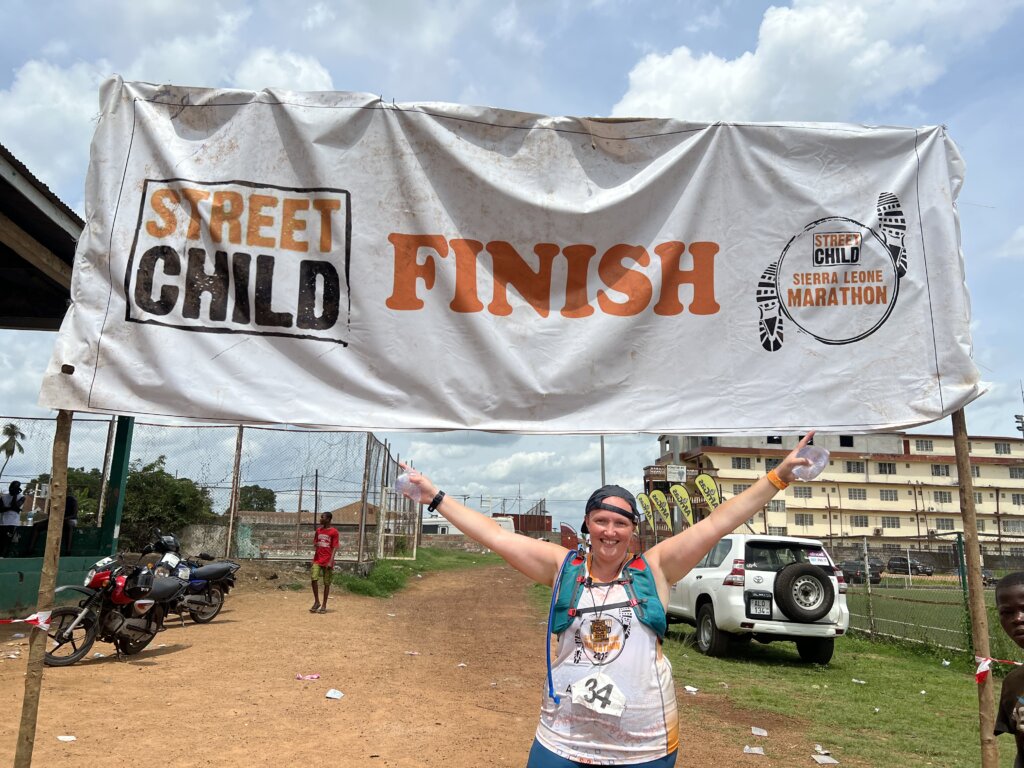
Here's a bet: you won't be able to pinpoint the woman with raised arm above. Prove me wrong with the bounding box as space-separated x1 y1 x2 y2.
401 432 814 768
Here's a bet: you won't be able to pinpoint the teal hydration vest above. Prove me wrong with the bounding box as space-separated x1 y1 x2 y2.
550 552 667 640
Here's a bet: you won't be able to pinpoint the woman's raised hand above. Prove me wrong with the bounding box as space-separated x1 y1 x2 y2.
775 431 816 484
397 463 438 505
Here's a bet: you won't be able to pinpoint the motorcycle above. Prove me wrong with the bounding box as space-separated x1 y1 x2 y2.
142 530 240 624
45 554 185 666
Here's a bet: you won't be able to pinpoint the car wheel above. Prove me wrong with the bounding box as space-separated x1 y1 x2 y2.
796 637 834 665
696 603 730 657
774 563 835 622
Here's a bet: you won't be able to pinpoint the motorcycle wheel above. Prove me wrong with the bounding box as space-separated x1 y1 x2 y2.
115 605 162 656
44 606 98 667
189 585 224 623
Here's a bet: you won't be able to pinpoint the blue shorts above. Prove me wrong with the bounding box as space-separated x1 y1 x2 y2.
527 739 677 768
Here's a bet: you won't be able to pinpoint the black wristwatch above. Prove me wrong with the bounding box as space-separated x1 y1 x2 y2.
428 490 445 512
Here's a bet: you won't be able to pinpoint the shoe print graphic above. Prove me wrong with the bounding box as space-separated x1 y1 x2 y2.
756 192 908 352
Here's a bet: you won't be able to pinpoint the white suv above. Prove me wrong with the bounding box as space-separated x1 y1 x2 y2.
666 534 850 664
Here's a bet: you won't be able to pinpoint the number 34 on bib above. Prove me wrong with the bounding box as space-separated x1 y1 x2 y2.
570 671 627 717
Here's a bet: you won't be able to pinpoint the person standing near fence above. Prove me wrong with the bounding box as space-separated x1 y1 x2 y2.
399 433 815 768
995 572 1024 766
310 511 339 614
1 480 24 525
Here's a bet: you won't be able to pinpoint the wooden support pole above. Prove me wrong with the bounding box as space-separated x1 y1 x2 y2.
952 408 998 767
224 425 243 558
357 433 372 563
14 409 72 768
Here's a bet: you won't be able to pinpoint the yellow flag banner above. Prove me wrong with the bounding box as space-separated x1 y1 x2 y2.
694 474 721 510
649 490 672 529
669 484 694 527
636 493 656 530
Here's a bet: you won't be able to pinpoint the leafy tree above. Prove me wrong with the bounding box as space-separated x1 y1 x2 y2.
118 456 216 551
30 467 104 525
238 484 276 512
0 422 26 480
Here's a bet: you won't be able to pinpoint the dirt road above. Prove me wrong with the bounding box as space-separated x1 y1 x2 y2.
1 564 830 767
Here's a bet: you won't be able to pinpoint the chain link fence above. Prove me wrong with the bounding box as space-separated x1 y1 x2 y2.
828 534 1024 657
0 415 417 566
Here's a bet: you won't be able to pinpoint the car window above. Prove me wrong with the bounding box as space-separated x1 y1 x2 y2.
745 542 831 572
704 538 733 568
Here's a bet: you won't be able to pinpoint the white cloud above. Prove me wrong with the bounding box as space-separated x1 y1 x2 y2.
232 48 334 91
611 0 1019 121
997 225 1024 259
0 59 110 210
493 3 544 54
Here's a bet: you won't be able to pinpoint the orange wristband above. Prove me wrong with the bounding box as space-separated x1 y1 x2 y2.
767 469 789 491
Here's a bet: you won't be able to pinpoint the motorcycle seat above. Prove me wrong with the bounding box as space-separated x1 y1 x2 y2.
190 562 234 580
149 576 185 600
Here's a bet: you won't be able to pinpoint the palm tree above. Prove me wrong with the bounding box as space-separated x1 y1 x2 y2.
0 422 26 481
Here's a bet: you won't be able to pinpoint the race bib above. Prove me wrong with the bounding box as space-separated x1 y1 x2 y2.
571 670 627 717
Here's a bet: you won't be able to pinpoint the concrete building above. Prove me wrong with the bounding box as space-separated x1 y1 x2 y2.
648 431 1024 556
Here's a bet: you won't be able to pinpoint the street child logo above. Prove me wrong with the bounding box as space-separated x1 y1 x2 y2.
756 192 908 352
125 179 352 344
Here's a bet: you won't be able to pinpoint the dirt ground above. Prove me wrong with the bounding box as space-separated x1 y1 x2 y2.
1 563 846 767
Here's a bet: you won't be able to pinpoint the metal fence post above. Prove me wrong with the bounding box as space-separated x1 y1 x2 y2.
862 536 875 637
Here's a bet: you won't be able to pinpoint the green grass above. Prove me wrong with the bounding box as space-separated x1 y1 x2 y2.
329 546 504 598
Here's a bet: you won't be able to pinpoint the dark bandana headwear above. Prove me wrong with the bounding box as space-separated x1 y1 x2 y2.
582 485 640 535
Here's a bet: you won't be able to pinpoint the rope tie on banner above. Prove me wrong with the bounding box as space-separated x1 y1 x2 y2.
0 610 51 631
975 655 1023 684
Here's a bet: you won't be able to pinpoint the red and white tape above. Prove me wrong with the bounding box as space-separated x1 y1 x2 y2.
0 610 51 631
975 655 1023 684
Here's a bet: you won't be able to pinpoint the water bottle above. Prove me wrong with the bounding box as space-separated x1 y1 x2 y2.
792 445 829 481
395 471 419 501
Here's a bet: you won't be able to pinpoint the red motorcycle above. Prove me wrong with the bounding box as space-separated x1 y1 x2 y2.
45 554 182 666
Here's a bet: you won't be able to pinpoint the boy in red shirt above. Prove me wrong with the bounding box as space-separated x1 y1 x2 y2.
310 511 339 614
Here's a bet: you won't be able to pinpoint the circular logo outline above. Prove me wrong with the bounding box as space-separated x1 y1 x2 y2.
775 215 900 345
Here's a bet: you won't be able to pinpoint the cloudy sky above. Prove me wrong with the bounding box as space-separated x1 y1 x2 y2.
1 0 1023 528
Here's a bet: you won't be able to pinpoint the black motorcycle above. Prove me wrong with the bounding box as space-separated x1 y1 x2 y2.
46 554 185 666
141 530 240 624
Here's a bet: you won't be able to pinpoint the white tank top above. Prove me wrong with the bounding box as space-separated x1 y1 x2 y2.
535 571 679 764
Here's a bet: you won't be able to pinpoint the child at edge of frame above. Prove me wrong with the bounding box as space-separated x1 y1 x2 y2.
994 572 1024 767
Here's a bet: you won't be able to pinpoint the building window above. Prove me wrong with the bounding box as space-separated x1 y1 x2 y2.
840 435 854 448
1013 493 1024 506
974 492 983 505
767 500 786 512
977 520 986 532
996 442 1012 455
795 513 814 526
1005 520 1024 534
934 491 953 504
848 488 867 501
845 460 865 474
732 457 751 470
765 457 782 471
971 465 980 478
931 464 950 477
700 436 716 446
768 526 788 536
793 486 812 499
732 483 752 495
935 518 955 531
1012 547 1024 557
916 439 934 452
877 462 896 475
850 515 869 528
880 489 899 502
1011 467 1024 480
881 516 901 529
767 435 782 444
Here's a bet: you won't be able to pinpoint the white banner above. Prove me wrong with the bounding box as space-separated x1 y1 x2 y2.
39 77 985 433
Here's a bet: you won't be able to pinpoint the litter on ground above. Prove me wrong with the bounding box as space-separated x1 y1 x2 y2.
743 745 765 755
751 726 768 737
57 735 77 742
325 688 344 699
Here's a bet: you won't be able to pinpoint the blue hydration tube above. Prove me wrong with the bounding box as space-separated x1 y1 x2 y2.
546 549 577 704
